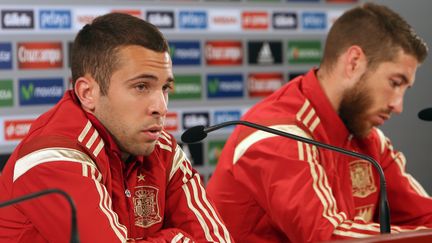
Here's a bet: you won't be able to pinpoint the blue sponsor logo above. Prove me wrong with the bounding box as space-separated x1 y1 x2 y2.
179 11 207 29
302 12 326 30
39 10 71 29
213 110 241 128
0 43 12 70
207 74 243 98
169 41 201 65
19 78 64 106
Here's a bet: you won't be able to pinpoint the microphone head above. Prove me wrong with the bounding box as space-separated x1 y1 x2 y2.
181 125 208 143
418 107 432 121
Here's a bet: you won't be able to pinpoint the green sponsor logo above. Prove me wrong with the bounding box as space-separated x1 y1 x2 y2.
21 83 34 101
170 74 202 100
169 44 175 58
287 40 322 64
208 140 226 165
208 78 219 95
0 80 13 107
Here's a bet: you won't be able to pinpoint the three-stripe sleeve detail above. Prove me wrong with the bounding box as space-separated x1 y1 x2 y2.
78 120 105 157
376 129 430 197
173 146 231 243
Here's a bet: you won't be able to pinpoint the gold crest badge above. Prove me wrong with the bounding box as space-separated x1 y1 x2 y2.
133 186 162 228
349 160 377 198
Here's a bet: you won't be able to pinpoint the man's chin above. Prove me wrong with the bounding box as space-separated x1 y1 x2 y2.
353 126 374 139
139 146 156 156
124 143 157 157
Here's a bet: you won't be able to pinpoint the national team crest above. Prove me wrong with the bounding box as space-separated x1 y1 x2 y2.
133 186 162 228
349 160 377 198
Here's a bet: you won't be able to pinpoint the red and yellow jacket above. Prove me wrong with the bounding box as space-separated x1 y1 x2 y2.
207 69 432 243
0 90 232 243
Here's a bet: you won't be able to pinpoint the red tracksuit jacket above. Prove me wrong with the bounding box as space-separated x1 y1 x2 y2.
206 69 432 242
0 90 232 243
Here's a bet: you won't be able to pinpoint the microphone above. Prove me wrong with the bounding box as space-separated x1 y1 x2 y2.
418 107 432 121
0 188 80 243
181 120 391 234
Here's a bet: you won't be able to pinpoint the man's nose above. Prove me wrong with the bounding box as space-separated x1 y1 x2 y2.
389 95 404 114
149 91 168 117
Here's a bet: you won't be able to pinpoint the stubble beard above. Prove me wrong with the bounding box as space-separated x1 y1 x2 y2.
339 77 373 138
94 99 157 157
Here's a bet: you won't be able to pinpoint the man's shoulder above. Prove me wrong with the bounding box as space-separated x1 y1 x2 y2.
240 89 313 141
30 94 88 138
367 128 390 154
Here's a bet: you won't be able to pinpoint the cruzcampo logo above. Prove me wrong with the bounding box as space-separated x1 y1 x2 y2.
0 79 13 107
21 82 34 101
208 140 226 165
287 40 322 64
170 74 202 100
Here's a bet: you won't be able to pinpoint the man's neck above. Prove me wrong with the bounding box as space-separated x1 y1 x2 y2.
316 67 344 112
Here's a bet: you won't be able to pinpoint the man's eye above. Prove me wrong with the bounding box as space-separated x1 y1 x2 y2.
163 83 174 92
390 79 402 88
135 83 148 91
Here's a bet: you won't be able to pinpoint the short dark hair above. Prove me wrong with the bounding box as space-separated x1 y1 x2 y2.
71 13 169 95
321 2 428 70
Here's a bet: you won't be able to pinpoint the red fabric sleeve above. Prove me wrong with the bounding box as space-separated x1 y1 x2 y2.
376 130 432 227
132 228 194 242
11 160 127 243
232 129 432 242
163 145 233 243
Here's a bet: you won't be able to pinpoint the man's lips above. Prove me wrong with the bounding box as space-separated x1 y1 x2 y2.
379 114 390 121
142 125 163 140
372 114 390 126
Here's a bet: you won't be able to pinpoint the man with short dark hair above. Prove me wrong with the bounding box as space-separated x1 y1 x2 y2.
0 13 232 243
207 3 432 242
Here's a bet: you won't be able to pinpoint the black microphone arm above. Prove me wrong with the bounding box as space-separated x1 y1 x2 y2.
0 188 80 243
181 120 391 234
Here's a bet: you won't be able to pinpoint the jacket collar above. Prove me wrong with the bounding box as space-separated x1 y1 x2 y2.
69 90 144 163
301 69 351 147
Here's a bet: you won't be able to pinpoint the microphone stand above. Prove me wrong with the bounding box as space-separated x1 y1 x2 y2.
0 188 80 243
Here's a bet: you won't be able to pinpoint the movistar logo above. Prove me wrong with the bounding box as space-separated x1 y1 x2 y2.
208 79 219 94
19 78 63 105
21 83 34 100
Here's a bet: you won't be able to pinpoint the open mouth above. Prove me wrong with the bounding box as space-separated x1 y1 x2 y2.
379 114 390 121
148 127 162 133
143 125 163 140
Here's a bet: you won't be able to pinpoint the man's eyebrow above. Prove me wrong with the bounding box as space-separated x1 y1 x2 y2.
126 74 174 83
126 74 157 82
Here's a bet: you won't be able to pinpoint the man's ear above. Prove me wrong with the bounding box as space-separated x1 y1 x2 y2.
344 45 367 82
74 75 98 112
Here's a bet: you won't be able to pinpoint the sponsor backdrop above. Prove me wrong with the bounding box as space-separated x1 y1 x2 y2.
1 0 431 193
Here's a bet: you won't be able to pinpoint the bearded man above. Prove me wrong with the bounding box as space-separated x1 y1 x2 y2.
207 3 432 243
